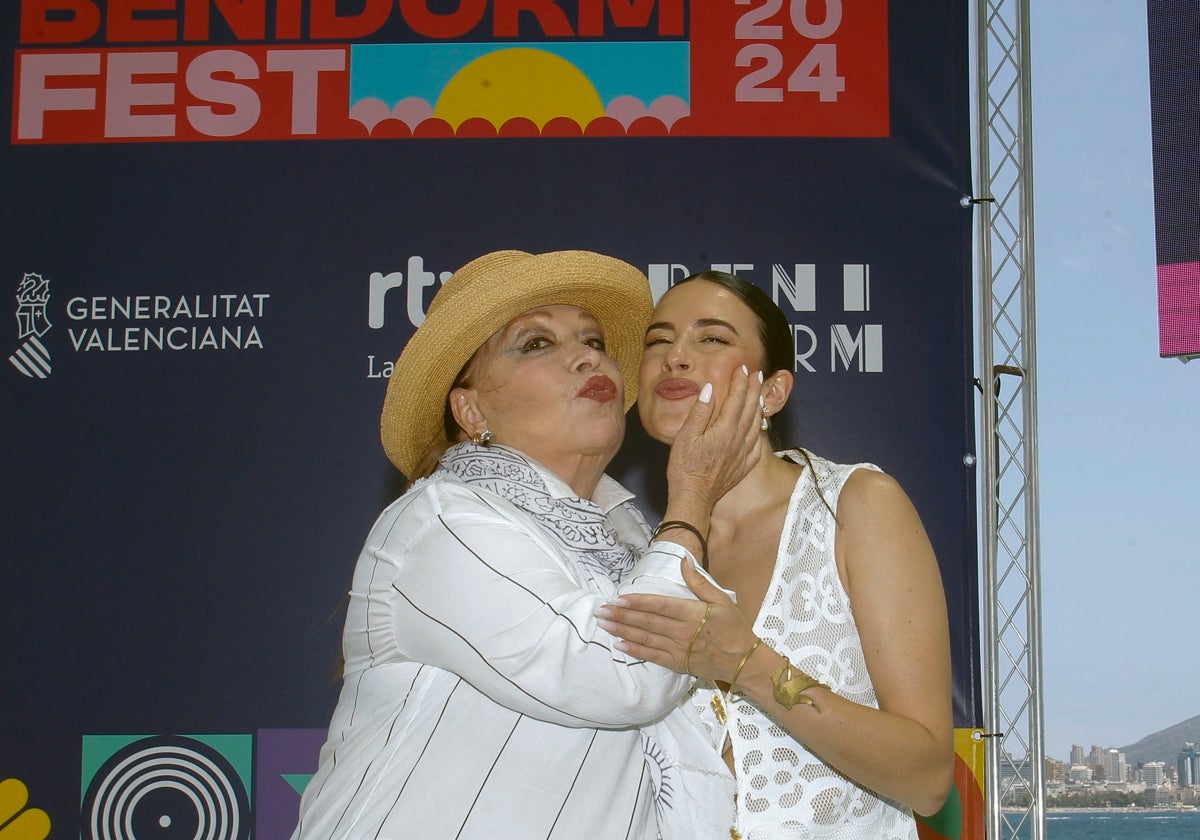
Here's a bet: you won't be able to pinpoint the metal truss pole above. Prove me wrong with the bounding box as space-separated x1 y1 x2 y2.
974 0 1045 838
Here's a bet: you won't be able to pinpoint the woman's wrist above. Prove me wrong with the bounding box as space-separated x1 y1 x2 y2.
728 638 764 695
770 656 830 708
652 520 709 569
726 645 780 704
653 502 711 569
733 646 829 710
661 493 713 533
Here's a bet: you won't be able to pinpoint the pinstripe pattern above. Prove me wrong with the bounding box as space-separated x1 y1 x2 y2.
290 458 690 840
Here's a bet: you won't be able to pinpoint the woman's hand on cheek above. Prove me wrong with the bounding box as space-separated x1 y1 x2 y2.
665 365 763 510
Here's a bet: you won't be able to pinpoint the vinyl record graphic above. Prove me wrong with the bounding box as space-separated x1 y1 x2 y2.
81 735 250 840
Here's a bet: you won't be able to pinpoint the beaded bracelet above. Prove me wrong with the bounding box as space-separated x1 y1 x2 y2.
652 520 709 570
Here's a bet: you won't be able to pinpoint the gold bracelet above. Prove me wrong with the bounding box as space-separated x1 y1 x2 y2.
683 602 712 675
728 638 762 696
771 656 829 709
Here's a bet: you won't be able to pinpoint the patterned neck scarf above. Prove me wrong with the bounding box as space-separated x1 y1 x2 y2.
439 442 638 585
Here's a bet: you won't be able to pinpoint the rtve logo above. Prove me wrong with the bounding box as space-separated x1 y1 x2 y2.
368 257 453 330
367 258 882 374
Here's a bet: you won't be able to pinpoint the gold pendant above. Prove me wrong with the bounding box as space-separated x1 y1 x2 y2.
710 693 727 725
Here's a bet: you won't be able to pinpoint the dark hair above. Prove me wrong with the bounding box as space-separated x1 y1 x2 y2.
675 270 794 376
672 271 834 515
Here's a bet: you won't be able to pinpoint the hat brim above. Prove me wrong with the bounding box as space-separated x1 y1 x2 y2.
381 250 653 477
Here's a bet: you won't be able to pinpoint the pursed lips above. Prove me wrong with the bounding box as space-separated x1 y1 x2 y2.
578 375 618 403
654 378 700 400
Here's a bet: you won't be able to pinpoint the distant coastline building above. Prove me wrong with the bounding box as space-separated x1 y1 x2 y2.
999 751 1035 804
1070 744 1085 767
1142 761 1167 787
1178 743 1200 787
1104 749 1128 785
1054 737 1200 792
1088 745 1106 780
1067 764 1092 784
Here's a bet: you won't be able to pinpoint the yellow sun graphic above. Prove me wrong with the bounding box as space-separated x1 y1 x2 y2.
434 48 605 131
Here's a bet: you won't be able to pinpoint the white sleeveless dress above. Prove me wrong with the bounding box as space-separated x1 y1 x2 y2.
689 451 920 840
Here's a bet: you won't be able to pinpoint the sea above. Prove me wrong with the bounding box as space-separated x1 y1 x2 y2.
1008 809 1200 839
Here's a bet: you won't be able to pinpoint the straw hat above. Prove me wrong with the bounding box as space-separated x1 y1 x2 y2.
381 249 653 476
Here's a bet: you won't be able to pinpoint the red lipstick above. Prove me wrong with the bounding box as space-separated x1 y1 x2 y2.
578 375 618 403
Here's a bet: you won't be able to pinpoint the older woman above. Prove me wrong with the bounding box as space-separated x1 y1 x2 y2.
597 271 955 839
291 252 760 840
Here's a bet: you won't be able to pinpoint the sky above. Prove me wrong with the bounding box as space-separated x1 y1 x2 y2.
1028 0 1199 761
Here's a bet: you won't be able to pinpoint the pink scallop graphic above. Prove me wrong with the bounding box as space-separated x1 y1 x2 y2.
350 97 436 135
605 95 648 129
351 95 690 137
647 95 689 130
604 95 689 131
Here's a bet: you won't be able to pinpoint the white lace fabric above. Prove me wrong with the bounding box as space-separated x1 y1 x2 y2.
690 451 919 840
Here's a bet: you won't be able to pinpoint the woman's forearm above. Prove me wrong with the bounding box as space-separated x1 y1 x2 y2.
728 644 955 815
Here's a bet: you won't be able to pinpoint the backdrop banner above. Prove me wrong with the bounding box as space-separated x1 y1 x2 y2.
2 2 980 837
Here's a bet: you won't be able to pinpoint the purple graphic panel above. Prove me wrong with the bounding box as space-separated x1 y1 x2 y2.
1147 0 1200 358
255 729 327 840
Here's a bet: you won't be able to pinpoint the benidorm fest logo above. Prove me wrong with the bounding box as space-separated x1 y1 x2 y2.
14 3 889 144
9 272 52 379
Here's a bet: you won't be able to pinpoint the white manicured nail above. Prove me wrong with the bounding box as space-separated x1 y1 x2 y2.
741 364 749 376
699 383 713 403
758 371 764 383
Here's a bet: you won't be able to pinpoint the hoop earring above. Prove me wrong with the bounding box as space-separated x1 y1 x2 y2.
472 429 493 446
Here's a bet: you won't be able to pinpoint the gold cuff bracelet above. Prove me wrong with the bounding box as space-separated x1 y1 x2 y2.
771 656 829 709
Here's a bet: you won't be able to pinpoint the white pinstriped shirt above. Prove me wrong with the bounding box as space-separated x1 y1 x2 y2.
292 461 714 840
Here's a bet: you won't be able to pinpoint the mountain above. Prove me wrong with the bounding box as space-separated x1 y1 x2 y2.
1118 715 1200 767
